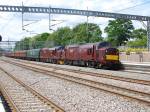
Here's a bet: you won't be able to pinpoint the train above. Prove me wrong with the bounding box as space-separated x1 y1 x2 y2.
5 41 123 70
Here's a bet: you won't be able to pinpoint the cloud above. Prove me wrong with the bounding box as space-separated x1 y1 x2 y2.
0 0 149 41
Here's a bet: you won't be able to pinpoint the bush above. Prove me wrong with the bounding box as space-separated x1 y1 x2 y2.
119 48 147 54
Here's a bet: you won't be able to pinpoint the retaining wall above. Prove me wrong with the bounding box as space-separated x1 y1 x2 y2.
119 52 150 62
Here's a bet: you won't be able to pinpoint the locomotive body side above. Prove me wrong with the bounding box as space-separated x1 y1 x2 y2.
40 46 64 64
78 44 95 66
40 48 50 62
79 44 94 61
65 45 79 65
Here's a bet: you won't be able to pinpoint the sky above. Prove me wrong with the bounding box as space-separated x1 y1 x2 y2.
0 0 150 41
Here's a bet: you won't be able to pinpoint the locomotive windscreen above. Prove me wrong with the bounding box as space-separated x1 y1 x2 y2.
106 48 119 55
97 42 111 49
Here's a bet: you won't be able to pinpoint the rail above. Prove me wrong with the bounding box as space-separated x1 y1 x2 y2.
2 59 150 105
0 66 65 112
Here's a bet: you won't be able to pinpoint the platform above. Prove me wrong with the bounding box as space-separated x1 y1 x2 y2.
122 61 150 66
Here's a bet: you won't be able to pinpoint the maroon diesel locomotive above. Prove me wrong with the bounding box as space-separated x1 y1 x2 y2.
63 42 120 69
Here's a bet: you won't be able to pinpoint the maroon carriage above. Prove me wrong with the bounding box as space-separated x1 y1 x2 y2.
14 51 26 59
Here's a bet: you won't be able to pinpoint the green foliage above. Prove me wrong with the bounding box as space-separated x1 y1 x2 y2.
45 23 102 47
72 23 103 44
31 33 50 48
14 20 149 51
132 28 147 39
119 48 147 54
12 23 123 50
14 32 50 50
127 29 147 47
47 27 73 46
105 19 134 46
127 36 147 47
14 37 32 50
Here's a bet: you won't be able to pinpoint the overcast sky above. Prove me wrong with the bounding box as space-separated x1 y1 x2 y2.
0 0 150 41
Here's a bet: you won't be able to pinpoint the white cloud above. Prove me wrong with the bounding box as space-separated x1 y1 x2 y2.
0 0 149 41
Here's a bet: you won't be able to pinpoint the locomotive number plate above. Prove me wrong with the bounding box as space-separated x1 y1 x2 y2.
106 55 119 60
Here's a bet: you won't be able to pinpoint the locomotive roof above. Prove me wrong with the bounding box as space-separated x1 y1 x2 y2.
65 44 79 48
65 41 111 49
79 44 94 48
95 41 111 48
48 46 64 50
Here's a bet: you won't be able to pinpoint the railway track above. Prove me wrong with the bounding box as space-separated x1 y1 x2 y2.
123 69 150 75
123 65 150 74
7 58 150 86
1 59 150 105
0 66 64 112
19 58 150 76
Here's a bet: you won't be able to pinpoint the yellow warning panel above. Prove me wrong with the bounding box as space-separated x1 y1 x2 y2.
106 55 119 60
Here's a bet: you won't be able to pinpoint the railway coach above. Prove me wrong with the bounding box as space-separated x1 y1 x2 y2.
14 51 26 59
26 49 40 61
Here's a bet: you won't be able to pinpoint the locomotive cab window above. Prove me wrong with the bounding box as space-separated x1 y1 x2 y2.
87 48 92 55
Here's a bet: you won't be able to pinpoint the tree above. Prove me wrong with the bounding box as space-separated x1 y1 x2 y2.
127 36 147 47
72 23 103 44
31 32 50 48
14 23 103 50
46 27 73 46
32 33 50 42
127 28 147 47
105 19 134 46
132 28 147 39
14 37 32 50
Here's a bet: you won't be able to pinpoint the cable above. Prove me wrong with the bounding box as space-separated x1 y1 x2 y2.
0 13 20 31
0 0 29 31
116 0 150 12
103 0 136 11
112 0 150 29
90 0 148 26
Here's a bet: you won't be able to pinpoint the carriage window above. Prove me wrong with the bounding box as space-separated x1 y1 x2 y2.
87 49 92 55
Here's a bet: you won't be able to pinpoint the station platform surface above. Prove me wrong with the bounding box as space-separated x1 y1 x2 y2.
122 61 150 66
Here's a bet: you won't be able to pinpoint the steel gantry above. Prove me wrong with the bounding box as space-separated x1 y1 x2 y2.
0 5 150 50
